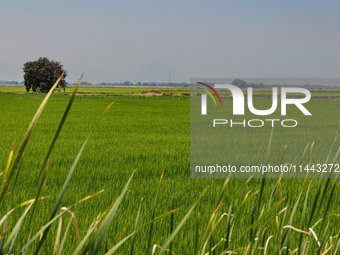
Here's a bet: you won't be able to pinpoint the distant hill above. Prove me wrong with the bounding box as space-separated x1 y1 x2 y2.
0 80 21 84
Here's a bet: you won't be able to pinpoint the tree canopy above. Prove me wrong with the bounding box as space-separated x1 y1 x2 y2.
232 79 265 88
231 79 248 88
23 57 67 93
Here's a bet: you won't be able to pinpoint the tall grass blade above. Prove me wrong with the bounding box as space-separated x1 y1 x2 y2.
103 207 182 255
10 152 24 198
210 203 221 255
0 72 65 206
3 138 15 180
262 164 284 249
211 176 229 255
318 147 340 239
34 101 113 255
130 197 143 255
158 188 207 255
216 174 230 208
59 207 81 242
200 201 221 253
3 203 33 251
169 194 174 255
325 131 338 165
252 227 267 255
281 185 304 254
281 167 309 254
224 204 233 251
298 183 311 255
299 143 310 166
195 212 200 255
81 171 135 255
233 175 251 200
74 190 104 206
234 197 286 244
23 232 31 255
235 190 259 215
72 219 100 255
105 234 108 253
34 137 88 255
57 217 73 255
28 74 83 230
267 168 283 213
7 221 21 255
0 197 48 231
0 211 9 255
254 128 273 241
332 229 340 254
317 222 330 255
19 209 65 253
316 135 340 219
249 207 254 244
147 171 164 254
306 141 329 231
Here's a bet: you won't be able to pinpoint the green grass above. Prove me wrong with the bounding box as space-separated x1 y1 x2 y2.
0 86 27 92
2 84 340 97
0 85 190 95
1 90 340 254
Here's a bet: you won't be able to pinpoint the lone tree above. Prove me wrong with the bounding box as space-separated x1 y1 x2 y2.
23 57 67 93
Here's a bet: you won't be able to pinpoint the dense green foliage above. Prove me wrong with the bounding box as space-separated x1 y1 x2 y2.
1 91 340 254
23 57 67 93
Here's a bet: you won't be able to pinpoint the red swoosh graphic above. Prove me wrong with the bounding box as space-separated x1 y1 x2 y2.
198 82 223 106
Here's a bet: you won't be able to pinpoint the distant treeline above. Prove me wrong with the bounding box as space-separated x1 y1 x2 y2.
0 80 22 85
0 80 189 87
2 78 338 89
231 79 339 89
69 81 189 87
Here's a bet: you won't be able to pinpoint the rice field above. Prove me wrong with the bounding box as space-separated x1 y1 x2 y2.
1 86 340 254
0 85 190 95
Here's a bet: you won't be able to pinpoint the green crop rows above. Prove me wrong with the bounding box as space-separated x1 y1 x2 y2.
1 89 340 254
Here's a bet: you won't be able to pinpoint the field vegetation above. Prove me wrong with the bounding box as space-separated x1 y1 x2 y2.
1 84 340 254
0 85 190 95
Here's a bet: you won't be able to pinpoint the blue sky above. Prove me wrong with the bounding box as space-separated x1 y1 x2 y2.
1 0 340 83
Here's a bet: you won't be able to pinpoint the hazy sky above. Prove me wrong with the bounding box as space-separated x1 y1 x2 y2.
1 0 340 83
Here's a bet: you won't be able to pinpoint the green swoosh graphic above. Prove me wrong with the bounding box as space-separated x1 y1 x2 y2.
198 87 217 106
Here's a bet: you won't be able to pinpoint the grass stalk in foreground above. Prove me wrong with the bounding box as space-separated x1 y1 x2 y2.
28 74 84 230
130 197 143 255
34 100 114 255
147 171 164 254
0 72 66 206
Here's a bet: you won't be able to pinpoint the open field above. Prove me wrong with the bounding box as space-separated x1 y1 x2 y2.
0 85 190 95
2 85 340 97
1 89 340 253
